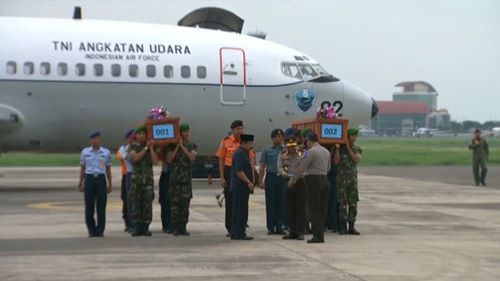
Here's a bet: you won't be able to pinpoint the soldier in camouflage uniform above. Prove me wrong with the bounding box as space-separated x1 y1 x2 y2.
278 135 307 240
333 128 362 235
167 124 198 236
468 128 489 186
128 125 158 236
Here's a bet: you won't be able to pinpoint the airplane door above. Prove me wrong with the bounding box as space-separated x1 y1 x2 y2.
219 47 246 106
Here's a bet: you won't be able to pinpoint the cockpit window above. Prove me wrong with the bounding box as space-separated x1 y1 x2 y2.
298 64 318 80
281 62 302 79
311 64 328 76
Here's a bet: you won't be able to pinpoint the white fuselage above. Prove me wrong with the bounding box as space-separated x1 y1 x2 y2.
0 17 374 154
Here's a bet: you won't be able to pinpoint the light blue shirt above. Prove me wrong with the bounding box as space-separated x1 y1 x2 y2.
80 146 112 175
119 144 134 173
260 144 285 174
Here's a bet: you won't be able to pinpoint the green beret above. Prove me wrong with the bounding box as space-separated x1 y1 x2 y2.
300 128 311 137
180 123 190 132
348 128 359 136
135 125 147 134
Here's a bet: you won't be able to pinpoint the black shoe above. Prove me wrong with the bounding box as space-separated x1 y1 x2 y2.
276 229 286 235
307 238 324 243
131 229 142 237
181 224 190 236
481 181 487 186
143 231 152 236
348 222 360 235
295 235 304 240
241 235 254 240
124 227 129 232
226 233 231 237
339 223 348 235
282 234 295 240
267 230 275 235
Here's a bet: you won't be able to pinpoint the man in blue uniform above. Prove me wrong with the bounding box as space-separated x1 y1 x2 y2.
259 129 285 235
230 134 255 240
78 131 112 237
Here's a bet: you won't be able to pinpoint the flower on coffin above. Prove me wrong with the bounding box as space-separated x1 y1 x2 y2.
147 105 171 120
316 104 337 119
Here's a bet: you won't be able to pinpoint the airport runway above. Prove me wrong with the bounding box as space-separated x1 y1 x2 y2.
1 167 500 281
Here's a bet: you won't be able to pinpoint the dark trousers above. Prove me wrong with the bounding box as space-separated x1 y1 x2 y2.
230 185 249 238
120 174 130 228
223 166 232 234
286 178 306 236
325 167 339 231
265 173 285 232
125 173 132 228
159 171 173 231
84 174 107 236
473 157 488 185
305 175 330 242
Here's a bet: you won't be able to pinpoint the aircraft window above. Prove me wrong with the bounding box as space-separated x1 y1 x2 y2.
129 64 139 78
76 63 86 76
111 64 121 77
40 62 51 75
281 62 302 79
24 62 34 75
6 61 16 74
164 65 174 78
57 63 68 76
146 65 156 78
93 64 103 77
197 66 206 79
181 65 191 79
294 56 305 61
298 64 318 80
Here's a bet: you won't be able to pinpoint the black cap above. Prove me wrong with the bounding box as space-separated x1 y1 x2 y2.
89 131 101 139
283 127 297 138
306 132 319 142
271 128 283 138
231 120 243 129
240 134 254 142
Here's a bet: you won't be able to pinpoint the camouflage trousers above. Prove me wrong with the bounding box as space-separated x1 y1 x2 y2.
130 177 155 224
169 181 192 224
337 173 359 223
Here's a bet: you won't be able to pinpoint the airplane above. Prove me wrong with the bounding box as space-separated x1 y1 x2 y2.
0 7 378 156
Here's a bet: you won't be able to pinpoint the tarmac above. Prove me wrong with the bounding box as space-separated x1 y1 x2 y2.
1 166 500 281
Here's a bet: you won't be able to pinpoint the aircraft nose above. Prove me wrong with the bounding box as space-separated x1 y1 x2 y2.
371 97 379 118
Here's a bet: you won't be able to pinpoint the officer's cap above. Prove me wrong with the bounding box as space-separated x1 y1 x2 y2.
89 131 101 139
283 127 297 138
240 134 254 143
284 136 298 147
230 120 243 129
348 128 359 136
271 128 283 138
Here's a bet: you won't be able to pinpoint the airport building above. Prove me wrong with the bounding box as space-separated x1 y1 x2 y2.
372 81 451 135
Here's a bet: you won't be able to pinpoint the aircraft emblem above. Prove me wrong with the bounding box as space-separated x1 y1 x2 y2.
294 89 316 112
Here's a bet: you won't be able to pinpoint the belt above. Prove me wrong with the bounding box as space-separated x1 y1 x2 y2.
86 173 104 178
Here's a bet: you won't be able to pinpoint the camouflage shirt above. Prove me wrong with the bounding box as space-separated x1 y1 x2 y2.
169 141 198 184
337 144 362 176
128 142 153 180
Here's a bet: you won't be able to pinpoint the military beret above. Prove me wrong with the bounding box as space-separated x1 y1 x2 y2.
135 125 147 134
271 128 283 138
89 131 101 139
348 128 359 136
306 132 319 142
124 129 134 139
240 134 254 142
230 120 243 129
300 128 311 137
180 123 190 132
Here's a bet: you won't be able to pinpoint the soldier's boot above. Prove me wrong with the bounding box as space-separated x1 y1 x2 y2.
338 222 348 235
181 224 190 236
143 223 152 236
173 224 181 236
348 221 360 235
131 223 143 237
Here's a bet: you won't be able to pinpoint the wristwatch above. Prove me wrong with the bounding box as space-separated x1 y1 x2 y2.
144 147 149 151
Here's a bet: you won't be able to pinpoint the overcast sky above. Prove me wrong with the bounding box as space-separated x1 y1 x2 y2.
1 0 498 122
